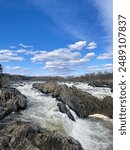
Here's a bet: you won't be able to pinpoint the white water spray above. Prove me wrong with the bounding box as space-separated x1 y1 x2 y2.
15 82 112 150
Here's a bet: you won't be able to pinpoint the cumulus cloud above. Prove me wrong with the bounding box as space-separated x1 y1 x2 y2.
16 49 38 55
68 41 87 50
84 52 95 58
0 49 24 62
16 49 27 53
31 47 95 75
0 55 23 62
0 50 15 55
87 42 97 50
30 41 96 75
31 48 80 62
97 53 113 60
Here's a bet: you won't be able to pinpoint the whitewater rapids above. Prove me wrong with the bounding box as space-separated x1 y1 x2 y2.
59 82 112 99
14 82 113 150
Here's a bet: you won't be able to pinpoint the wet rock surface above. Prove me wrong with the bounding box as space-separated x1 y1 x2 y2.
101 96 113 118
0 87 27 120
57 102 75 121
33 82 113 118
88 80 113 92
0 121 84 150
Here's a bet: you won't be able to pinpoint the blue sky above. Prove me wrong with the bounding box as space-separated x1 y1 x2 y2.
0 0 113 76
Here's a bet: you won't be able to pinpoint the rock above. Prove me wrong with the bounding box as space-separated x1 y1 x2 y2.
15 94 27 109
0 109 11 120
88 80 113 93
0 121 84 150
101 96 113 118
0 87 27 120
33 82 113 118
57 103 75 121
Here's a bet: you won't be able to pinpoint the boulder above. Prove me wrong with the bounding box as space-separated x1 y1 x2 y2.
101 96 113 118
0 108 11 121
15 94 27 109
33 82 113 118
57 103 75 121
88 80 113 92
0 88 27 120
0 121 84 150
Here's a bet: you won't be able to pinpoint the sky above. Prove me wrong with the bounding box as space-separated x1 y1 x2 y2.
0 0 113 76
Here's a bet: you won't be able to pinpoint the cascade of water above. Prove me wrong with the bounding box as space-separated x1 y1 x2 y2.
15 82 113 150
59 82 112 99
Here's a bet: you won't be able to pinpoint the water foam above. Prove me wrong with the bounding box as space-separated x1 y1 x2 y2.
15 82 113 150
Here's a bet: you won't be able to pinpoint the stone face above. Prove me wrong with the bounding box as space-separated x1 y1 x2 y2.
101 96 113 118
0 87 27 120
0 121 84 150
33 82 113 118
88 80 113 92
15 94 27 109
57 103 75 121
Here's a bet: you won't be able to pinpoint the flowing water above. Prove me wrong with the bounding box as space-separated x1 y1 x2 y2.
14 82 113 150
59 82 112 99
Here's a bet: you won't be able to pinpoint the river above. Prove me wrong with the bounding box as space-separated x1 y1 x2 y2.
14 82 113 150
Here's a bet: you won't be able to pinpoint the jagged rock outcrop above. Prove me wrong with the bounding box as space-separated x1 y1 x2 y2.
33 82 113 118
0 121 84 150
57 103 75 121
0 87 27 120
101 96 113 118
88 80 113 92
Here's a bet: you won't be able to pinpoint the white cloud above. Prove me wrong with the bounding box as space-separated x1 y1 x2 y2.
0 50 15 55
16 49 27 53
0 55 24 62
68 41 97 51
103 64 113 67
16 49 38 55
68 41 87 50
31 47 95 75
87 42 97 50
97 53 113 60
31 48 80 62
84 52 96 58
19 43 33 49
0 49 24 62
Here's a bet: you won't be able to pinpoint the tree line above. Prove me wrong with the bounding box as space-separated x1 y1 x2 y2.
0 64 113 90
